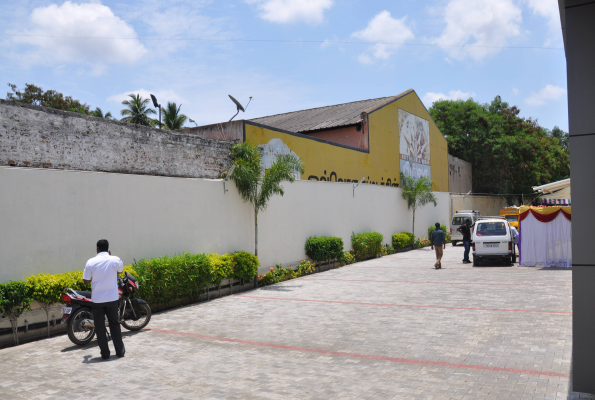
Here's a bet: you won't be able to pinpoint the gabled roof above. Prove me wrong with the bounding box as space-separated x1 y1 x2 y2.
533 178 571 194
249 89 414 133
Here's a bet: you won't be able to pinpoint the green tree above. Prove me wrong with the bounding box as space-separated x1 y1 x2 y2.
546 126 569 151
0 281 33 345
6 83 90 114
25 274 65 338
400 173 437 238
429 96 569 196
91 107 113 119
227 142 304 256
162 102 187 130
120 94 156 126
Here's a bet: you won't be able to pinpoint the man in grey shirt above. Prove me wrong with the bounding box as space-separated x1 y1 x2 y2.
430 222 446 269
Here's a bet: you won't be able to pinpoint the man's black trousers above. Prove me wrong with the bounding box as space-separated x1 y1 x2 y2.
92 300 125 358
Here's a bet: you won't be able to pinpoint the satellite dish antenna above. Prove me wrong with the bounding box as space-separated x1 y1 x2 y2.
228 95 253 121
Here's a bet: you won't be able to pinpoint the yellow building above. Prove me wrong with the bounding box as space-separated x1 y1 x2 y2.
185 89 449 191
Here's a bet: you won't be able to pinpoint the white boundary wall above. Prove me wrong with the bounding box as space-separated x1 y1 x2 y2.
0 167 449 281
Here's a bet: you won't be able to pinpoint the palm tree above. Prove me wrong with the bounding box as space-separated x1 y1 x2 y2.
227 142 304 256
91 107 112 119
400 173 437 238
162 102 188 130
120 94 156 126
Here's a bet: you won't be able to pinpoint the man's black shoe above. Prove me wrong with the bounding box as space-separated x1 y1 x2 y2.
102 355 110 360
116 352 125 358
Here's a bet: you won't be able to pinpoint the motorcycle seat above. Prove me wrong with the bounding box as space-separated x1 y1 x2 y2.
74 290 92 299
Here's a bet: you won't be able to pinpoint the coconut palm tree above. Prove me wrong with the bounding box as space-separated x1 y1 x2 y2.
120 94 156 126
400 173 437 238
162 102 188 130
226 141 304 256
91 107 113 119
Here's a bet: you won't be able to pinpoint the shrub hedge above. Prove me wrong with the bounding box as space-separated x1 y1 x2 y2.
258 260 316 287
305 236 344 262
392 233 414 249
351 231 384 260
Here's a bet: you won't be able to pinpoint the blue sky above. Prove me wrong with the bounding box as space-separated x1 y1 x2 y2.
0 0 568 130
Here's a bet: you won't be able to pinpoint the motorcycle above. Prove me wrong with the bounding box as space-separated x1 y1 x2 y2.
61 272 151 345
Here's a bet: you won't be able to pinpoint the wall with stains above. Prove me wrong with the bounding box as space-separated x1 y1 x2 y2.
0 100 233 179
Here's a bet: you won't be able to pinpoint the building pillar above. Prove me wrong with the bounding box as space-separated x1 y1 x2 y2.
562 0 595 394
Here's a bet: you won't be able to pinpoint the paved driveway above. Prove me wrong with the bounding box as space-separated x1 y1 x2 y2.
1 246 592 399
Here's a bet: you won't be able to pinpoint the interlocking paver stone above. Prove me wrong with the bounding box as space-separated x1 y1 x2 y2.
0 246 593 399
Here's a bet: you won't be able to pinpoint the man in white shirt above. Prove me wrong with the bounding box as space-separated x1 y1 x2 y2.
510 226 519 263
83 239 125 359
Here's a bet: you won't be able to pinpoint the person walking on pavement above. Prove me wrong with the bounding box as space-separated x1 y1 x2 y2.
510 225 519 263
457 219 473 264
430 222 446 269
83 239 125 360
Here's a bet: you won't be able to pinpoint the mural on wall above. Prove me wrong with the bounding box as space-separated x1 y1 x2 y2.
258 138 301 179
398 109 431 180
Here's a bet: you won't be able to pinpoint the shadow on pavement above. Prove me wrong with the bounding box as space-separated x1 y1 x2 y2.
259 285 302 292
61 330 146 353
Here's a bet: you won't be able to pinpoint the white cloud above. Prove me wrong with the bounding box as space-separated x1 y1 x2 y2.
351 11 414 64
432 0 522 61
524 84 566 106
512 87 519 95
421 90 476 108
246 0 333 24
9 1 146 74
526 0 561 46
108 89 186 112
122 0 227 54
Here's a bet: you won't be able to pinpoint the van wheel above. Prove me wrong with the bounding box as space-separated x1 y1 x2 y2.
452 241 458 246
505 257 512 266
473 256 478 266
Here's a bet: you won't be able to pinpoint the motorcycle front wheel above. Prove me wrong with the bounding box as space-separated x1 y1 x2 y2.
121 303 151 331
67 307 96 345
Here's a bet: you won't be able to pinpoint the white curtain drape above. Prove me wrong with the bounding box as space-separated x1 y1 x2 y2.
520 212 572 268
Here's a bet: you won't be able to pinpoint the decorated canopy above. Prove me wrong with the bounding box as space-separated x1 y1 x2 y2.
519 206 572 268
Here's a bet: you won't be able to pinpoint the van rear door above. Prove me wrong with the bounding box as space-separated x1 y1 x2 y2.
475 221 510 254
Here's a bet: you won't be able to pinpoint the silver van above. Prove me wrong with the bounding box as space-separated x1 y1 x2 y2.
450 210 480 246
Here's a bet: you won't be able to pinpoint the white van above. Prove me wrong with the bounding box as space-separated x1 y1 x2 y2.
472 217 515 266
450 210 480 246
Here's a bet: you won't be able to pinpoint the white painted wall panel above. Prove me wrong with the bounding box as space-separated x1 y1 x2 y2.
0 167 450 281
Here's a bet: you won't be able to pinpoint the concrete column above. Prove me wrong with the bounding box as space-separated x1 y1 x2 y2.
563 0 595 394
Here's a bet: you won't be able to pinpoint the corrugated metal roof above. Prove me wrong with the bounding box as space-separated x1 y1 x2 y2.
250 91 413 133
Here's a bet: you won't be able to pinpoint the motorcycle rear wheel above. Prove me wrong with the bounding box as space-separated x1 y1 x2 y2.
121 303 151 331
67 307 96 345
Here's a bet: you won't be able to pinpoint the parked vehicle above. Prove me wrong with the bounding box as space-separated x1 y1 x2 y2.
472 217 515 266
450 210 480 246
500 206 520 231
61 272 151 345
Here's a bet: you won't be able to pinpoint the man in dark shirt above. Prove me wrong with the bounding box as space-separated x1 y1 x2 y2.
430 222 446 269
457 219 473 264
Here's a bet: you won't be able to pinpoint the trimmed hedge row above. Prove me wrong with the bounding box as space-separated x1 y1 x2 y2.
0 251 260 345
305 236 344 262
392 233 415 249
128 251 259 307
351 231 384 260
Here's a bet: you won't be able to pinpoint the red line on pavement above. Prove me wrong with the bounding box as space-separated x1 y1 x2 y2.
148 328 569 378
303 278 571 287
346 266 540 271
236 295 571 315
